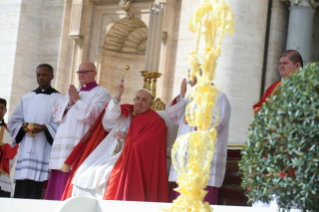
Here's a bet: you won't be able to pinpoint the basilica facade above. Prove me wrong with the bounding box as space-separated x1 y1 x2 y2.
1 0 319 147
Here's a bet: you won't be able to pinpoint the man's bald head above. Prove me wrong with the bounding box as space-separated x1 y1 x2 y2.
133 89 153 114
78 62 97 85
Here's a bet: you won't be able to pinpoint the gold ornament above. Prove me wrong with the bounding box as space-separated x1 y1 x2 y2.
112 139 123 156
27 123 37 137
123 65 130 79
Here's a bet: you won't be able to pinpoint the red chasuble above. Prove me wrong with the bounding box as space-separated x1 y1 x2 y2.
61 104 133 200
253 81 281 114
103 109 169 202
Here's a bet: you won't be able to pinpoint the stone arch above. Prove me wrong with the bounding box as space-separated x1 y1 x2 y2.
103 18 147 55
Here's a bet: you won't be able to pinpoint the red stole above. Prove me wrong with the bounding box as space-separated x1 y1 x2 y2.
61 104 133 200
0 144 19 177
253 81 281 114
103 110 169 202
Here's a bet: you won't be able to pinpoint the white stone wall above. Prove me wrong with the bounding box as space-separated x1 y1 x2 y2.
0 0 22 121
100 50 145 104
160 0 269 144
1 0 66 117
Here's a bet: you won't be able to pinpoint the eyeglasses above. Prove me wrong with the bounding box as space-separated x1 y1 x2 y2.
76 70 95 75
0 107 6 111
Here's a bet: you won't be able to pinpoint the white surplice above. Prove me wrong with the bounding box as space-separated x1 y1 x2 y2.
8 91 64 181
166 91 231 187
0 154 17 193
49 86 111 170
0 128 17 192
71 99 130 199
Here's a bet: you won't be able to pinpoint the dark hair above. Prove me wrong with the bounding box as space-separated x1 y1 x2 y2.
0 98 6 107
36 64 54 75
281 50 304 68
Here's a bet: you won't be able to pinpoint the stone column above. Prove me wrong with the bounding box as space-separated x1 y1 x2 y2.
264 0 289 90
68 0 84 87
285 0 317 64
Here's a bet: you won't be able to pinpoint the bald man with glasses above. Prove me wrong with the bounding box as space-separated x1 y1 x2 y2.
45 62 111 200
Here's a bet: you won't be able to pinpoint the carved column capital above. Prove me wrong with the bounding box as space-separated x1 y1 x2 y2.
309 0 319 8
69 0 84 38
281 0 319 8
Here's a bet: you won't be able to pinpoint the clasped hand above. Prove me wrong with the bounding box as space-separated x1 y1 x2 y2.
68 84 80 106
114 131 127 140
22 122 47 133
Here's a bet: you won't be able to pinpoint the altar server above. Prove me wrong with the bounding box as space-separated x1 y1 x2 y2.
0 98 18 198
8 64 64 199
166 73 231 205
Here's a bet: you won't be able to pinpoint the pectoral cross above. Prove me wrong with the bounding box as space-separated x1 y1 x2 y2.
27 149 34 157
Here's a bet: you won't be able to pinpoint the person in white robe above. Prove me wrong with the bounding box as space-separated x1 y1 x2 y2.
45 61 111 200
7 64 64 199
166 75 231 205
0 98 17 198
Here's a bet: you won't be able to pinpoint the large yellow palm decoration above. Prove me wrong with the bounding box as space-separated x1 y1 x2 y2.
167 0 234 211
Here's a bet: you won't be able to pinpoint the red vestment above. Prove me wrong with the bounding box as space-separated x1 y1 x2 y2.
61 104 133 200
103 109 169 202
253 81 281 114
0 144 19 177
0 125 18 177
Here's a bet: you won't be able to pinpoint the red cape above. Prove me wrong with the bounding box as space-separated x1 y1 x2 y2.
103 109 169 202
61 104 133 200
253 81 281 114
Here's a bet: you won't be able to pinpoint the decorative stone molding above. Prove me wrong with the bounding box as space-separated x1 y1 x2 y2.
309 0 319 8
69 0 83 38
281 0 319 8
119 0 133 19
103 18 147 54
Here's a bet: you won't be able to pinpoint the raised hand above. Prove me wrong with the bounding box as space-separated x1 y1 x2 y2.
180 78 187 98
69 84 80 105
114 131 127 140
115 79 125 101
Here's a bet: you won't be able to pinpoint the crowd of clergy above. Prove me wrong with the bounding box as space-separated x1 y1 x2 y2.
0 49 302 207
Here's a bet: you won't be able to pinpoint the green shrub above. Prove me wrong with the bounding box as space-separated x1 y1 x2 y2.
239 62 319 211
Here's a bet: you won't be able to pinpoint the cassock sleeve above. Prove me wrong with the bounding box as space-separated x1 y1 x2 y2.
8 98 25 147
213 93 231 131
44 94 64 145
166 96 186 125
53 95 69 124
102 98 121 132
74 90 112 125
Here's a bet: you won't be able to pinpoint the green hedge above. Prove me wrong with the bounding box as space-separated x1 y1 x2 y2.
239 62 319 211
